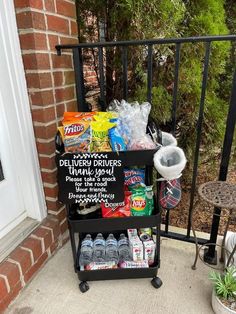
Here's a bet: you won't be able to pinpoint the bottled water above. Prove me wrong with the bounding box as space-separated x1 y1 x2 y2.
79 234 93 266
106 234 118 263
118 234 131 262
93 233 106 262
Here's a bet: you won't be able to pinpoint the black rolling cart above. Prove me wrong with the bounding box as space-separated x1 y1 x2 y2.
56 149 162 293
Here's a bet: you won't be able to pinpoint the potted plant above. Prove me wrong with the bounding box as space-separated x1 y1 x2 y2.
210 267 236 313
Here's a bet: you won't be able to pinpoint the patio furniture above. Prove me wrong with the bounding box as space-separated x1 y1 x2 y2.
191 181 236 269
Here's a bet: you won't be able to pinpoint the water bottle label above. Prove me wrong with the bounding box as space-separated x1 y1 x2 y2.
106 239 117 246
81 240 93 248
118 239 129 246
94 239 105 246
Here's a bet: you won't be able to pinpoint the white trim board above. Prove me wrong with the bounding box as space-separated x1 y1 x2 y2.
0 1 47 222
0 218 39 263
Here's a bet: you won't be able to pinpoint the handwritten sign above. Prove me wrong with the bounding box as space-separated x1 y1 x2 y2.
56 153 124 204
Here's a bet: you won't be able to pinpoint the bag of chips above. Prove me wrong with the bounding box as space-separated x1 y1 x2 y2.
63 112 96 122
124 168 145 189
63 119 91 153
90 121 115 152
130 186 154 216
101 191 131 217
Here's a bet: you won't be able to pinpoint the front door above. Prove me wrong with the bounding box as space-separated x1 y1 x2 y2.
0 0 46 240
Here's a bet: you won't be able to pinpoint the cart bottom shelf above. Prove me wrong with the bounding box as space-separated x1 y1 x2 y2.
77 265 158 282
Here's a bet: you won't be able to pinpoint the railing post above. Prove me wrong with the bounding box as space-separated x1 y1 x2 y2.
186 42 211 238
147 44 153 103
204 67 236 263
72 48 87 111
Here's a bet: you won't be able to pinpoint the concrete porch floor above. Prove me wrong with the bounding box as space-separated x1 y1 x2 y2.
7 235 216 314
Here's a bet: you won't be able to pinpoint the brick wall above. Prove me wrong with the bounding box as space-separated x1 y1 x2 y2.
14 0 79 235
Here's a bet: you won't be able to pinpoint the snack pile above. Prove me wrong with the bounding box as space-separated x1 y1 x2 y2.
57 100 157 153
101 167 154 218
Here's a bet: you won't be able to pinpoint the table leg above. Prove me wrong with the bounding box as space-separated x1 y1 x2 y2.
191 199 199 270
220 208 232 264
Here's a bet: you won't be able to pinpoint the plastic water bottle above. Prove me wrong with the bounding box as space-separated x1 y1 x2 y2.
93 233 106 262
106 234 119 263
79 234 93 266
118 234 131 262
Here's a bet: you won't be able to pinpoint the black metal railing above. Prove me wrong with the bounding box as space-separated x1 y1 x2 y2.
56 35 236 263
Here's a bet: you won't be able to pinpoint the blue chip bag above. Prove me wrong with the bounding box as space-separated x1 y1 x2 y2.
124 168 145 189
109 126 127 152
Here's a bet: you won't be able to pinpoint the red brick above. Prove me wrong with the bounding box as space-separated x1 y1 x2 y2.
0 277 8 300
36 140 55 155
70 20 78 36
47 15 69 34
34 123 57 140
44 185 58 199
51 54 72 69
42 217 61 239
24 252 48 284
14 0 43 9
49 239 60 255
64 71 75 85
31 107 56 123
53 71 63 86
41 169 57 184
19 33 47 50
55 86 75 102
23 53 50 70
30 90 54 106
57 207 66 222
45 0 55 12
9 248 32 275
26 72 52 89
38 155 56 169
32 227 53 251
21 237 42 263
0 281 22 313
46 199 62 211
60 36 78 46
56 103 65 120
48 34 59 51
56 0 76 18
60 219 68 234
16 11 45 30
65 100 77 112
0 261 20 289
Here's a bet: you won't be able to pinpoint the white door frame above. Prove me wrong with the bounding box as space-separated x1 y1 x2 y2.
0 0 47 222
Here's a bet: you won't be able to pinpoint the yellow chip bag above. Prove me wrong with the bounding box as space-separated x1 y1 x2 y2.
94 112 118 121
90 121 116 152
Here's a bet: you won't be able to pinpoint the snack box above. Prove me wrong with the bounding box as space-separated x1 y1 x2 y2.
143 240 156 265
127 229 138 240
129 237 143 262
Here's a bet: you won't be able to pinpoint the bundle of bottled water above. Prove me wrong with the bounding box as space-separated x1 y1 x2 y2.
79 233 131 269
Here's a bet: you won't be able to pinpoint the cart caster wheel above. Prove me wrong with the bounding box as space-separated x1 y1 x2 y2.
151 277 162 289
79 281 89 293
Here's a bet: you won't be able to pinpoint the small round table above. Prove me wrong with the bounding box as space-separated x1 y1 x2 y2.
191 181 236 269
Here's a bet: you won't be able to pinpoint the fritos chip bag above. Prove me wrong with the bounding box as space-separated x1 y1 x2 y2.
63 119 91 153
63 112 96 122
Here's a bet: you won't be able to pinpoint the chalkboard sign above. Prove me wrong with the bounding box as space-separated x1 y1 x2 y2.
56 152 124 204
